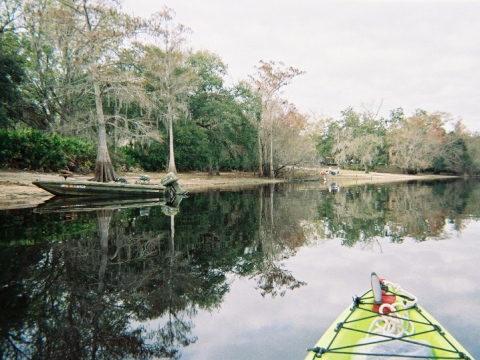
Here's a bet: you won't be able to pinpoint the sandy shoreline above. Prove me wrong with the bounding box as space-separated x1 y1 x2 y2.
0 169 458 210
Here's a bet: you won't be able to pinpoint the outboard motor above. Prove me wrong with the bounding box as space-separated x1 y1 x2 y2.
161 172 189 196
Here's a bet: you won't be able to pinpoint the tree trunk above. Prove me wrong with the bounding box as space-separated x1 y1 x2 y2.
270 122 274 179
258 131 263 177
92 209 112 358
167 116 177 174
93 81 117 182
208 158 213 176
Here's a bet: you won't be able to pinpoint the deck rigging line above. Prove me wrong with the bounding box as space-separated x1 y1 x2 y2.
307 287 470 359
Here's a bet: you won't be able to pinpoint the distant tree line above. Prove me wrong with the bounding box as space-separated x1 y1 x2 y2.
1 1 478 177
315 107 480 175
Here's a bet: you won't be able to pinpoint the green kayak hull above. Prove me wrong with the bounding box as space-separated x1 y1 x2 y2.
305 282 473 359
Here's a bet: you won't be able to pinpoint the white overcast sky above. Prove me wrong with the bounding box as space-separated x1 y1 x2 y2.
122 0 480 133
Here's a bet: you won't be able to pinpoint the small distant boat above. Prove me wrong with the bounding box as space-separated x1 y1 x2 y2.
305 273 473 359
33 172 188 198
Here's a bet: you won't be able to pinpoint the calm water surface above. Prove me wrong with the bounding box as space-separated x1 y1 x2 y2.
1 179 479 359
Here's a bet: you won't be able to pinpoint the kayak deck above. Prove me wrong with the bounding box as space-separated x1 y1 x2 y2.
305 277 472 359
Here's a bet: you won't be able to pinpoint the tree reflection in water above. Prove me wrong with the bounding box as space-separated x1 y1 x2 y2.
307 179 480 246
0 199 200 359
1 179 479 358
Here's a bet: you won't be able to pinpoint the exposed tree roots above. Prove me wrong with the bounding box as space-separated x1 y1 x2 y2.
94 154 117 183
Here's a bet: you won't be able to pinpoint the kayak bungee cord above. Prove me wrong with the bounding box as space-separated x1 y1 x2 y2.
305 274 472 359
367 279 418 340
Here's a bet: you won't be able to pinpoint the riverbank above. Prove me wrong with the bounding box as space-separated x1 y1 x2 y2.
0 169 457 210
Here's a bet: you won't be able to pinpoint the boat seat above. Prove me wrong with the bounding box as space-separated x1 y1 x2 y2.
59 170 73 180
136 174 150 184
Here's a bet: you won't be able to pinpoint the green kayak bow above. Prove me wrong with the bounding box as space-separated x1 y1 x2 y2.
305 273 473 359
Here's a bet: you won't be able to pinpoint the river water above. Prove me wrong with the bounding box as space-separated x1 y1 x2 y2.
1 179 479 359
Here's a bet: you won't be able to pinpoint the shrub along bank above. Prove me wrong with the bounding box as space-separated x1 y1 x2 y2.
0 128 258 173
0 129 96 172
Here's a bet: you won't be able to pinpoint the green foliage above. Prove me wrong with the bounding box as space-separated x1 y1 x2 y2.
0 129 96 172
316 119 340 162
188 51 227 92
0 129 65 170
121 115 258 172
173 122 211 170
122 142 167 171
466 134 480 174
187 55 259 172
328 107 386 171
121 122 217 172
60 137 97 172
0 32 25 128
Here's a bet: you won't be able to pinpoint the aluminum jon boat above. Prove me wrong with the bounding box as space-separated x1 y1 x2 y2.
32 172 188 198
305 273 473 359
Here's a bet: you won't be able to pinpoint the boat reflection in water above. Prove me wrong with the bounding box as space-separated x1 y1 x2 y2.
34 194 186 215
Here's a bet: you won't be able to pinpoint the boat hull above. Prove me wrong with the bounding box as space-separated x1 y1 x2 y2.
33 180 169 198
305 284 473 359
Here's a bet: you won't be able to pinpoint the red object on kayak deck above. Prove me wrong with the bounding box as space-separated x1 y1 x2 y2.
372 290 396 313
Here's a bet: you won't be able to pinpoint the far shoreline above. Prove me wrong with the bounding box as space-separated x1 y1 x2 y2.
0 169 460 210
